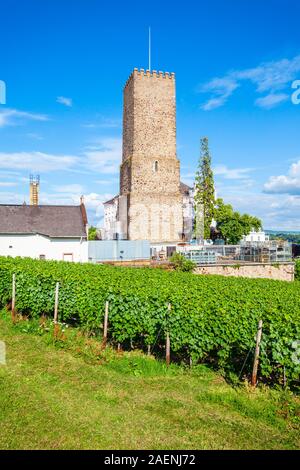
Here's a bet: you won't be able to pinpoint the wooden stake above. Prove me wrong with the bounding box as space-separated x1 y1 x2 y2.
53 282 59 338
102 301 109 348
166 332 170 367
251 319 263 387
147 345 151 356
283 365 287 388
166 303 171 367
12 273 16 323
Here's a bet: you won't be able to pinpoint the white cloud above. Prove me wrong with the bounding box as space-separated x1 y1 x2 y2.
94 177 119 185
201 77 239 111
56 96 73 107
0 182 17 187
264 160 300 195
39 191 113 223
213 164 254 180
0 137 122 175
0 108 49 127
264 175 300 194
0 170 21 178
0 151 79 172
215 182 300 230
83 192 114 217
52 184 85 194
200 54 300 110
255 93 289 109
82 117 121 129
83 137 121 174
0 191 24 204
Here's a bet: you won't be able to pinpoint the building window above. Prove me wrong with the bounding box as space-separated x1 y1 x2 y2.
39 254 46 260
63 253 73 262
153 160 158 172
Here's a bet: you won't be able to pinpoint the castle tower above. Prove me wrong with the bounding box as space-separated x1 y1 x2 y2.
120 68 183 242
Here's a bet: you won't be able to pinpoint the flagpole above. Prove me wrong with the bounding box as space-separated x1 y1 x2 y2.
149 27 151 71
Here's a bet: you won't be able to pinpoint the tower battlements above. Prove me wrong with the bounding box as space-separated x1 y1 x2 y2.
124 68 175 89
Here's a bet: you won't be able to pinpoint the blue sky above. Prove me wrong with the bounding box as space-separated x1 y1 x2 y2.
1 0 300 229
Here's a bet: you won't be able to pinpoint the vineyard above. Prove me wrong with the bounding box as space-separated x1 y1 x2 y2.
0 256 300 385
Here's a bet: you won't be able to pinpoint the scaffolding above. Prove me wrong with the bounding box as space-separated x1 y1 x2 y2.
238 240 291 263
29 174 40 206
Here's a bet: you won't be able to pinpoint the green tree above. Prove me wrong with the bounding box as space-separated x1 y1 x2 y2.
213 198 261 244
194 137 215 240
88 226 98 241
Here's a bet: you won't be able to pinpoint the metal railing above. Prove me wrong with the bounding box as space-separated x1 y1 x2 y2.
180 241 292 265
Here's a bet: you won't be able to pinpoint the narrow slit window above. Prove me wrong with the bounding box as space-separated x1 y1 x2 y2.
153 160 158 172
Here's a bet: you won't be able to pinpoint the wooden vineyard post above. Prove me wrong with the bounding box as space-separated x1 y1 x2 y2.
251 319 263 387
102 301 109 348
166 332 170 367
12 273 16 323
53 282 59 338
166 303 171 367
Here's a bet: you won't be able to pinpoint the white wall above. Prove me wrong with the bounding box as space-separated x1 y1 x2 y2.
0 234 88 262
104 199 118 233
243 231 269 243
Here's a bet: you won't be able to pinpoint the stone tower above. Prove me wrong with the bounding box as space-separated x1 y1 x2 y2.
120 68 183 242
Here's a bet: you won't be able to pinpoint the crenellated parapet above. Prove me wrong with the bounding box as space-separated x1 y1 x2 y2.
124 68 175 89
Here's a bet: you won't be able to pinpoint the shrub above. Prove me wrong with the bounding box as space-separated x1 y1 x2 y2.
170 252 196 272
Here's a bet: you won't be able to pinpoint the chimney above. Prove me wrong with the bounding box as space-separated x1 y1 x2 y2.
29 175 40 206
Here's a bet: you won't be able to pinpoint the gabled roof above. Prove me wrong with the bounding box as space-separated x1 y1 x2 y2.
0 204 88 238
180 182 193 195
103 195 119 206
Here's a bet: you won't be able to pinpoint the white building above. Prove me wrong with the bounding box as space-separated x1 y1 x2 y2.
242 230 269 243
103 195 121 240
0 203 88 262
180 182 194 241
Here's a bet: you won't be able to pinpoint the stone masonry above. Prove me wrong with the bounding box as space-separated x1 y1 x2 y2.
120 68 183 242
194 262 295 282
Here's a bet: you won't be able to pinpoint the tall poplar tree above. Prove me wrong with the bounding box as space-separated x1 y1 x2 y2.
194 137 215 240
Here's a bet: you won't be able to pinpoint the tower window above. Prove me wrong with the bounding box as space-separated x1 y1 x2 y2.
153 160 158 172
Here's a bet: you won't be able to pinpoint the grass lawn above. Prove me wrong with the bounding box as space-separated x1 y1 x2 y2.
0 312 299 450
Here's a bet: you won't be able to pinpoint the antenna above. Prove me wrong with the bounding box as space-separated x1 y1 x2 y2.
148 26 151 71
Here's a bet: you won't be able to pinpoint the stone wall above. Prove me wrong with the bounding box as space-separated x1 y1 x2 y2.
194 263 295 282
128 193 183 242
121 156 180 194
121 68 183 242
122 69 176 162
